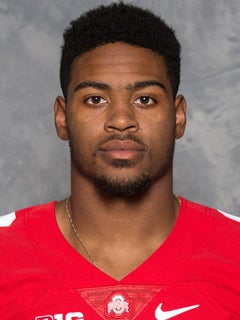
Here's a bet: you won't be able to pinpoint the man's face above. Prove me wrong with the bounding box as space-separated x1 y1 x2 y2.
55 42 186 197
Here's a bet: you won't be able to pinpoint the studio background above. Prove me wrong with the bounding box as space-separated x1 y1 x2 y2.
0 0 239 215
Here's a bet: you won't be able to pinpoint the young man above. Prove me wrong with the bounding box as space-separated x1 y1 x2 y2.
0 2 239 319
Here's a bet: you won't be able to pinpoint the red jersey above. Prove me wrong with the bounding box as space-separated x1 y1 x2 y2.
0 197 240 319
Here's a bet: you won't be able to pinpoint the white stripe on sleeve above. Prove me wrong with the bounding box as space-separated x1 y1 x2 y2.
0 212 16 226
218 210 240 222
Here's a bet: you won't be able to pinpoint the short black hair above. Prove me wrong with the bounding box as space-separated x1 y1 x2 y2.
60 2 181 99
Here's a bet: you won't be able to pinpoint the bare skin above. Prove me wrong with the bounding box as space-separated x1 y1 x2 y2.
54 42 186 280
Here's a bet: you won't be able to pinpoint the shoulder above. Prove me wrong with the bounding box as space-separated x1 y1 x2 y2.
179 198 240 286
180 196 240 223
0 201 57 271
0 201 57 261
0 201 56 235
179 197 240 241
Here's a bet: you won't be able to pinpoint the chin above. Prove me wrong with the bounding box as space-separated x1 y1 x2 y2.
93 174 153 198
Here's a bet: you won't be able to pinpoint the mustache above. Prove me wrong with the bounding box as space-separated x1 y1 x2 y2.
95 133 148 150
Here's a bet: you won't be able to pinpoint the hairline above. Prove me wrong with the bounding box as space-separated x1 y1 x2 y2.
66 41 173 100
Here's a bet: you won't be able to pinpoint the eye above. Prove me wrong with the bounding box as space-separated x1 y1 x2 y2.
85 96 107 105
134 96 156 106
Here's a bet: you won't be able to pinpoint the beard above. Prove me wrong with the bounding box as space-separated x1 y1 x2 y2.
93 157 153 198
93 173 153 198
68 133 175 198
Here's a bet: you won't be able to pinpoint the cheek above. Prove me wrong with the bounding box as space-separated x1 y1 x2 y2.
139 105 175 132
143 120 175 166
69 107 105 134
144 117 175 144
68 117 103 155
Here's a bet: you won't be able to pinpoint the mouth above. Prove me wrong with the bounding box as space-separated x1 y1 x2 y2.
98 140 145 160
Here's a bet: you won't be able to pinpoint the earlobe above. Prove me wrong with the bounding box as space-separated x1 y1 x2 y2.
174 95 187 139
54 96 69 140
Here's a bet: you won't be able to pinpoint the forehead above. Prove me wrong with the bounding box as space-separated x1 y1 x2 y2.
69 42 170 90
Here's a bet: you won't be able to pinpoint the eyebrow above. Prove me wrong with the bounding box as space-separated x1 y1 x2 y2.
74 81 110 92
130 80 166 91
74 80 166 92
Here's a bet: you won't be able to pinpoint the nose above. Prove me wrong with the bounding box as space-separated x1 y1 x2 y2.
104 100 139 133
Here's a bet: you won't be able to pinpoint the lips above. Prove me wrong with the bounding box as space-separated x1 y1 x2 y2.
99 140 144 152
98 139 145 160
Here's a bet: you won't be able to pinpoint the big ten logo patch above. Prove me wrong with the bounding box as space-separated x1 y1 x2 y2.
35 312 84 320
105 292 133 318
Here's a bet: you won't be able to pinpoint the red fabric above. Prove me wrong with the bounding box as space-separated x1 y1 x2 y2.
0 198 240 319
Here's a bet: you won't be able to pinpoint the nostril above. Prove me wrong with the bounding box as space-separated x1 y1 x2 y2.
104 118 139 133
104 107 139 132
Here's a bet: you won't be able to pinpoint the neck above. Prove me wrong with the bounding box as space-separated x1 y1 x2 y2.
56 169 180 279
71 169 177 237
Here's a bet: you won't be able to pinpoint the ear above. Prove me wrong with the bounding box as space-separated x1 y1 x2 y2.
174 94 187 139
54 96 69 140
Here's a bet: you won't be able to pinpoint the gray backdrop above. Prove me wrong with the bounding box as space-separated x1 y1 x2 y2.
0 0 239 215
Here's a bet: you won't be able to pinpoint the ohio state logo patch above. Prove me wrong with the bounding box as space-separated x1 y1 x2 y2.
105 292 133 318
